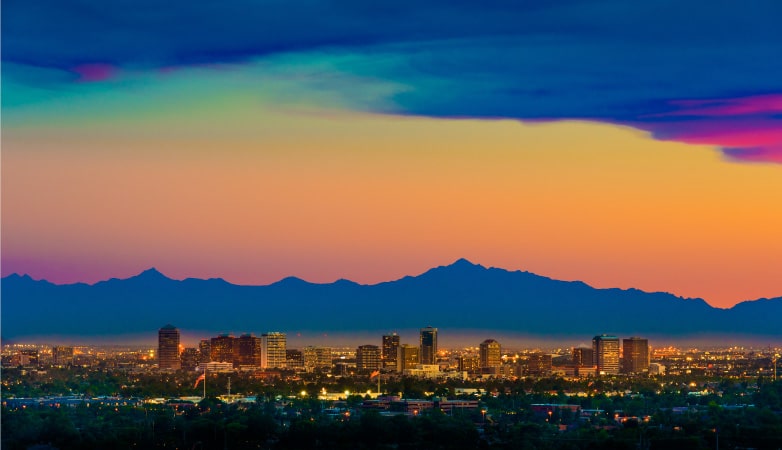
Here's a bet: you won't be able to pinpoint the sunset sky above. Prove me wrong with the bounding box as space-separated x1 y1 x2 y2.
3 1 781 309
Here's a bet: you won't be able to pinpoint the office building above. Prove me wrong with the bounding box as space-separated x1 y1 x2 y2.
286 349 304 370
592 335 620 375
527 353 552 376
357 344 381 371
622 337 650 374
262 332 287 369
479 339 502 369
158 324 181 370
53 346 74 366
419 326 438 365
210 334 235 364
398 344 420 372
382 333 400 369
236 334 262 369
458 354 480 373
304 346 332 372
572 347 594 367
180 348 200 371
199 339 211 363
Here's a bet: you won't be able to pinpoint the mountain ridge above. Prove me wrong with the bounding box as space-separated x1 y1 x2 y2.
2 259 780 341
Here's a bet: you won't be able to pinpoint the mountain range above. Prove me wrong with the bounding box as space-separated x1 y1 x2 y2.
2 259 780 343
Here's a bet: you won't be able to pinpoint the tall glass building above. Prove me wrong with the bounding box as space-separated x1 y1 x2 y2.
419 326 438 365
158 324 181 370
592 334 620 375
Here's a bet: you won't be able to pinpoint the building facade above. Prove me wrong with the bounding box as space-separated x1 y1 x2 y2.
199 339 211 363
382 333 400 369
622 337 650 374
357 345 381 371
458 354 480 373
419 327 438 365
479 339 502 369
262 332 287 369
236 334 262 369
572 347 594 367
526 353 553 376
158 324 181 370
304 346 332 372
398 344 420 372
592 335 620 375
286 349 304 370
53 346 74 366
210 334 235 364
180 347 200 371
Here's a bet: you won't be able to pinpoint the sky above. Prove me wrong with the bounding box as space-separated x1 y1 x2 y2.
2 0 781 309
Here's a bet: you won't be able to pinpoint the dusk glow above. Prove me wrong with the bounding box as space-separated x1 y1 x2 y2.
3 1 781 310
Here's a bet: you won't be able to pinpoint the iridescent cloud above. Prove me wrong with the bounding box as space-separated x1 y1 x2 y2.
4 1 782 162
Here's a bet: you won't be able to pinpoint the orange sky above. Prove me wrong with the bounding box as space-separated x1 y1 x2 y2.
3 104 781 308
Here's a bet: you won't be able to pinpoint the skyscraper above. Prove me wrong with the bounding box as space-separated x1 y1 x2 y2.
572 347 594 367
419 326 438 365
236 334 262 369
382 333 400 369
622 337 650 374
158 324 181 370
262 332 287 369
397 344 420 372
479 339 502 369
210 334 235 364
592 335 620 375
199 339 212 363
357 344 381 371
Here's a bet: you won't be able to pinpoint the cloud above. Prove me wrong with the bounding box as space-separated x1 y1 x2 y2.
3 0 782 162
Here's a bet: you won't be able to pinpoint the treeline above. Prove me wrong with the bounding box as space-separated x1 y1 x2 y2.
3 383 782 450
1 400 480 450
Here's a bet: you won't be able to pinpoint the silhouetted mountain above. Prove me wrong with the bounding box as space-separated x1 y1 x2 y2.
2 260 779 340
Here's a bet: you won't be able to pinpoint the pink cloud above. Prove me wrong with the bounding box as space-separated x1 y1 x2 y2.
71 63 117 82
662 94 782 117
639 94 782 164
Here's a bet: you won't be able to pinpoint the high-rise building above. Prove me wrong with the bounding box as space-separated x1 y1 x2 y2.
419 327 438 365
210 334 235 364
397 344 420 372
53 346 74 366
592 335 620 375
158 324 181 370
479 339 502 369
262 332 287 369
572 347 594 367
236 334 262 369
458 354 480 373
286 349 304 370
357 345 381 371
304 346 332 372
180 347 200 371
527 353 552 376
622 337 650 374
382 333 400 369
199 339 212 363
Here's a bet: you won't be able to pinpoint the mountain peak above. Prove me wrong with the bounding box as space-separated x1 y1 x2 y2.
451 258 479 267
134 267 171 281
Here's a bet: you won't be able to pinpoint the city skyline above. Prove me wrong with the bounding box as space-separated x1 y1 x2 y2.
3 2 782 311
